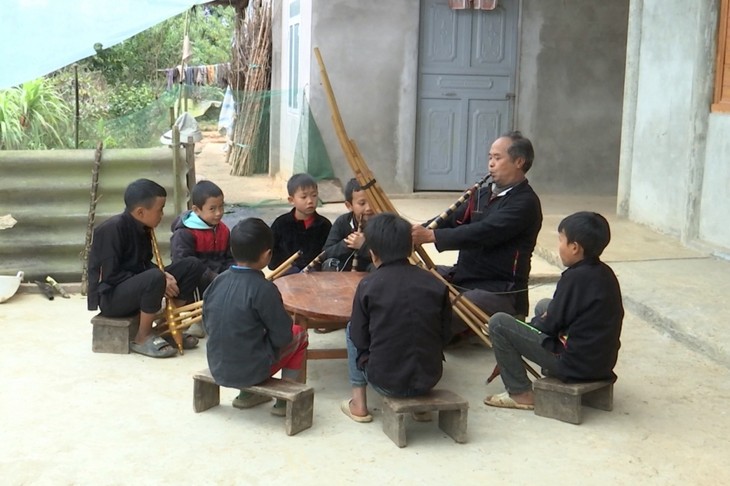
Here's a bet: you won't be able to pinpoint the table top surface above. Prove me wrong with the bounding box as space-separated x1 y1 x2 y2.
273 271 365 321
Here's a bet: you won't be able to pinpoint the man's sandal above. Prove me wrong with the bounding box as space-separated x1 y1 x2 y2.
130 335 177 358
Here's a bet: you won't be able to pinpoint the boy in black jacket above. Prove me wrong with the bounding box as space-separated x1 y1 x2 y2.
204 218 308 415
269 173 331 273
322 178 374 272
484 211 623 410
341 213 452 423
87 179 206 358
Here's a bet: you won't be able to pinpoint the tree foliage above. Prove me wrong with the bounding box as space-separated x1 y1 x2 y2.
0 79 71 149
84 5 235 90
0 5 235 149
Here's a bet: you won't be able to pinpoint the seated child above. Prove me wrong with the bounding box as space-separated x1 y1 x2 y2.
170 180 233 338
87 178 206 358
322 178 375 272
484 211 624 410
269 173 331 273
341 213 452 423
171 180 234 291
203 218 309 416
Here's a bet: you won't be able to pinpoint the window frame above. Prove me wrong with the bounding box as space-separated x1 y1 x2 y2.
287 0 301 112
713 0 730 112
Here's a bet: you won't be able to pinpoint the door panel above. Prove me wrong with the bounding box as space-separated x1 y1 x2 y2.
416 99 465 187
416 0 517 191
467 99 506 183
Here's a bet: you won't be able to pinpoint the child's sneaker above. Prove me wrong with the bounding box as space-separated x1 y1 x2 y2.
270 399 287 417
232 391 271 409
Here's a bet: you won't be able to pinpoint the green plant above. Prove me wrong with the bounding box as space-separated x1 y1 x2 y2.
108 83 157 117
0 91 23 149
0 78 72 149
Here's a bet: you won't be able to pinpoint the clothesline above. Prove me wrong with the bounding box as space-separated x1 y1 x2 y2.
160 62 231 89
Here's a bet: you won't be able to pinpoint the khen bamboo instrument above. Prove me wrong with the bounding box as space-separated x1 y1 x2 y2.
425 173 492 229
268 250 303 280
302 250 326 274
150 228 184 354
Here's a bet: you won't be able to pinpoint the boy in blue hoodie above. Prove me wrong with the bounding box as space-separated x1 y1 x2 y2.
171 180 235 290
171 180 235 338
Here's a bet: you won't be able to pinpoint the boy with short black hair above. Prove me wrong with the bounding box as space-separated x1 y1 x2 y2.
322 178 374 272
484 211 624 410
87 178 206 358
341 212 452 423
203 218 308 415
269 173 331 272
170 180 234 291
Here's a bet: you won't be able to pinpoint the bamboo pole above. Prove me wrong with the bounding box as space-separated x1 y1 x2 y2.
80 142 104 296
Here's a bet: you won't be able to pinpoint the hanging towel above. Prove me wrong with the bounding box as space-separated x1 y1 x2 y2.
218 85 236 137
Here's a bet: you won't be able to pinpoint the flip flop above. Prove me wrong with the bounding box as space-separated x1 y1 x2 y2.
340 399 373 423
483 391 534 410
130 335 177 358
313 328 336 334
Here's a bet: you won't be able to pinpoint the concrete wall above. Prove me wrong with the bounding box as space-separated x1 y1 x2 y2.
619 0 728 251
701 115 730 252
517 0 629 196
308 0 420 194
271 0 629 195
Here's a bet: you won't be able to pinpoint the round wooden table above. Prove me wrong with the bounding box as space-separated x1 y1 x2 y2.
274 272 365 379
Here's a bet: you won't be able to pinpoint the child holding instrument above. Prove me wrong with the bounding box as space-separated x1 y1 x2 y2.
484 212 624 410
87 179 206 358
341 213 452 423
203 218 308 415
269 173 331 273
322 178 374 272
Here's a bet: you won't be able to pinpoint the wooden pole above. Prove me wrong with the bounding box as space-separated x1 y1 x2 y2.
80 142 104 296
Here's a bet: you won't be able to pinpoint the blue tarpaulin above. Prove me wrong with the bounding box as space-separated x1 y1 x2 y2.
0 0 199 89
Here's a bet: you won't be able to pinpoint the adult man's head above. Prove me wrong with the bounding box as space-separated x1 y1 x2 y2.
488 131 534 188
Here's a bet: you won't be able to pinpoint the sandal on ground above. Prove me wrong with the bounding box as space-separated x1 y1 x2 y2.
270 399 287 417
232 392 271 409
340 399 373 423
130 335 177 358
412 411 433 422
162 333 199 350
313 328 336 334
483 391 534 410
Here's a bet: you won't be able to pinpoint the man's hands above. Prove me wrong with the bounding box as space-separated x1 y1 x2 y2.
411 224 436 245
164 272 180 300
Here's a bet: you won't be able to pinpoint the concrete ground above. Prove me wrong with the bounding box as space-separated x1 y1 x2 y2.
2 140 729 484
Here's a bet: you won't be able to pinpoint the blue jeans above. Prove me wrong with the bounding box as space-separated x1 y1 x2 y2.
489 298 560 394
345 323 427 398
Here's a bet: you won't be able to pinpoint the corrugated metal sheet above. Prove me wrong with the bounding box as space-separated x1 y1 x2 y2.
0 146 191 282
